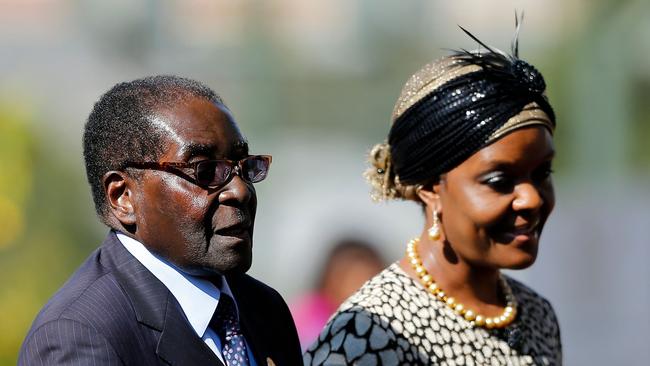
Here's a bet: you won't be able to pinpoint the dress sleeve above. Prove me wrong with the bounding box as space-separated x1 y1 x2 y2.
303 308 403 366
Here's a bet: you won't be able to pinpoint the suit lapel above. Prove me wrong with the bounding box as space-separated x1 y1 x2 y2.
228 274 269 365
156 294 225 366
105 231 224 366
239 309 269 366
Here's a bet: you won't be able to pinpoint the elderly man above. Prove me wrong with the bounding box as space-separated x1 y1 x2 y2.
19 76 302 366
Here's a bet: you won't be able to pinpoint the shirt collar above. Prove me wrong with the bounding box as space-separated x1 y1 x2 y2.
115 232 237 338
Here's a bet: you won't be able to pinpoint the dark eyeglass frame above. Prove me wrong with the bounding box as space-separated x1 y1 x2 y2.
124 155 272 189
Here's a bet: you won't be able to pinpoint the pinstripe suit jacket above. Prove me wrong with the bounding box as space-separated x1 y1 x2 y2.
18 232 302 366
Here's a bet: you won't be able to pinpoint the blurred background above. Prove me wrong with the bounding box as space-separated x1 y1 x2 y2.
1 0 648 364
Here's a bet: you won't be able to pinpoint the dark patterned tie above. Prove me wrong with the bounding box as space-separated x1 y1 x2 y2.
210 294 250 366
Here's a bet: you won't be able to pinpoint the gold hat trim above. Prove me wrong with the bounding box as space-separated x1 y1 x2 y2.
487 102 554 143
392 57 481 122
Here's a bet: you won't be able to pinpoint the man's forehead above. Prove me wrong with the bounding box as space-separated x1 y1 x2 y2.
147 112 248 156
149 115 184 145
179 140 249 157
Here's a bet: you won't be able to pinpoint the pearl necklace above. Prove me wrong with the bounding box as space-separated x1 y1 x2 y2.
406 238 517 329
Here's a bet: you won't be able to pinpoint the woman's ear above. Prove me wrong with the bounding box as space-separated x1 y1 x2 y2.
102 171 136 226
417 184 441 212
417 187 435 207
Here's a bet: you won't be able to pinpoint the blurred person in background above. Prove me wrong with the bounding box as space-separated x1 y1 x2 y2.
290 238 386 350
18 76 302 366
305 25 562 365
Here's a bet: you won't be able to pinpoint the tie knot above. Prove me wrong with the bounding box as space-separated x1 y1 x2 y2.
217 294 236 316
211 294 242 337
210 294 251 365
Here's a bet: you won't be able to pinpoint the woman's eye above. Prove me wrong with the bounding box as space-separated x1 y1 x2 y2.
532 164 554 183
482 173 514 193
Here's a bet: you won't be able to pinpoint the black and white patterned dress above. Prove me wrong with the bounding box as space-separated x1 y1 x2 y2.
304 263 561 366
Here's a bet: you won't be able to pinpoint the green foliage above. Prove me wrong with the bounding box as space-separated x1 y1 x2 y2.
0 102 102 364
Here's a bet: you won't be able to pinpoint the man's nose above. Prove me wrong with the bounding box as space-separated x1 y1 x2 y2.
218 173 253 205
512 182 544 212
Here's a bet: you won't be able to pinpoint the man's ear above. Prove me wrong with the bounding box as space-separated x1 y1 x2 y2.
102 171 136 226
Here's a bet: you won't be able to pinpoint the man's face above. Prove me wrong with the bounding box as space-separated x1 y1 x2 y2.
130 96 257 275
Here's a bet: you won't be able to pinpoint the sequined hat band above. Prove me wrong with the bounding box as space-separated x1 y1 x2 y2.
365 21 557 201
387 54 555 185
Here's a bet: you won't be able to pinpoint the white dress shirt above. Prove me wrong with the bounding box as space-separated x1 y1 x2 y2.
116 232 257 366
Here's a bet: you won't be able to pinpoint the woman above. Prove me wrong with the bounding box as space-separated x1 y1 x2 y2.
304 28 562 366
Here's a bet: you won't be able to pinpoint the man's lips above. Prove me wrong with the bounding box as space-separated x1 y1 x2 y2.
215 221 251 236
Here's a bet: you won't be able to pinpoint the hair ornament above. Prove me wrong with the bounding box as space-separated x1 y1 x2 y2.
364 142 397 201
454 13 550 106
364 142 424 202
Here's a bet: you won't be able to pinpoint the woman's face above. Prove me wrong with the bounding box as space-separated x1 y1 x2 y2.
432 126 555 270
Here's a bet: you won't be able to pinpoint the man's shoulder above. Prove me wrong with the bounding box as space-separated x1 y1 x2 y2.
227 272 294 321
229 272 304 365
20 236 150 365
229 272 285 302
26 239 136 338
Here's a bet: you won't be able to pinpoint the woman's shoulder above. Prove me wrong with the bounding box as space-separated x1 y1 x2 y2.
303 302 404 366
303 263 429 366
504 275 557 314
504 274 562 359
339 262 414 309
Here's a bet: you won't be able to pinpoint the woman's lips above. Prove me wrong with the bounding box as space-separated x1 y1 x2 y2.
511 224 539 241
496 219 541 243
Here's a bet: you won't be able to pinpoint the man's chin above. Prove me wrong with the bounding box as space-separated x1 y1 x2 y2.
181 247 252 276
213 234 252 266
208 249 253 276
182 258 251 277
215 257 252 276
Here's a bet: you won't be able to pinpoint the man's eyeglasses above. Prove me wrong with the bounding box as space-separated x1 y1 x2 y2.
125 155 272 189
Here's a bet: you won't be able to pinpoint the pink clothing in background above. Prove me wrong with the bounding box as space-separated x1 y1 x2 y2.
290 293 337 350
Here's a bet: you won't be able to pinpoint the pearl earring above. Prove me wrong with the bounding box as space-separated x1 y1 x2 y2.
428 208 441 241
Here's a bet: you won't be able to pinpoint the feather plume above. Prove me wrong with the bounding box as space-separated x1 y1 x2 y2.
511 11 524 58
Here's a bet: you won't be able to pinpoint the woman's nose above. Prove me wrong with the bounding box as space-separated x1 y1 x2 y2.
512 182 543 212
